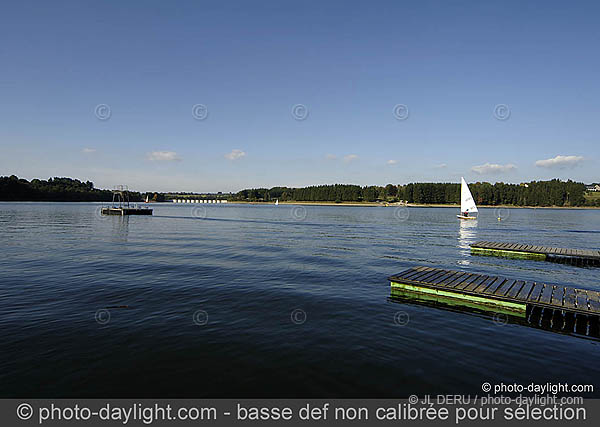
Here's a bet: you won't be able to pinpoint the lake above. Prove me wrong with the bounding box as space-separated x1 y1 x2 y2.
1 202 599 397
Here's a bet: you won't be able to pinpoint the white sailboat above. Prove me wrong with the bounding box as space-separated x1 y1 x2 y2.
275 199 279 206
457 177 478 220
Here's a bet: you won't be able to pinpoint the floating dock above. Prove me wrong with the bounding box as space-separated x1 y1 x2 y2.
101 207 152 216
389 266 600 318
470 241 600 267
100 185 153 216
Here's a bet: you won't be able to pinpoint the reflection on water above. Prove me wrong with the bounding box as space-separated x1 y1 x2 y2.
458 218 478 248
458 219 478 265
110 216 129 242
389 288 600 341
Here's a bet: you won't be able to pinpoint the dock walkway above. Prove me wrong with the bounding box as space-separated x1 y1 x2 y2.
389 266 600 316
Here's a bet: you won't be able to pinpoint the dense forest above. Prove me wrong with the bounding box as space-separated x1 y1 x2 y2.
0 176 143 202
233 180 599 207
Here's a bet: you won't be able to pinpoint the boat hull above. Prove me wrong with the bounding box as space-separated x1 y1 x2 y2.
457 215 477 220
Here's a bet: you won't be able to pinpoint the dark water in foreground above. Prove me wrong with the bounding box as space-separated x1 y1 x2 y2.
1 202 599 397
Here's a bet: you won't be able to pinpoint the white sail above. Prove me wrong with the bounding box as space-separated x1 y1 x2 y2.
460 177 478 214
275 199 279 205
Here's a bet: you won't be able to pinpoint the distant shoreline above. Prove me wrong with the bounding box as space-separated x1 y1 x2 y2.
2 200 599 209
228 201 600 209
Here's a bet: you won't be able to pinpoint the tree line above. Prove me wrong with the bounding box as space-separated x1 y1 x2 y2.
233 179 599 207
0 176 143 202
2 175 597 207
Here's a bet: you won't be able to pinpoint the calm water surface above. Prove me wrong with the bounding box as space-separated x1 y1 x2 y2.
1 202 599 397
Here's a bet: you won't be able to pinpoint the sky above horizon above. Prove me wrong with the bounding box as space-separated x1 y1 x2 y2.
1 0 599 192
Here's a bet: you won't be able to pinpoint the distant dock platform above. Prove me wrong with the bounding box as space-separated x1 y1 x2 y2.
470 241 600 267
101 207 152 216
389 266 600 318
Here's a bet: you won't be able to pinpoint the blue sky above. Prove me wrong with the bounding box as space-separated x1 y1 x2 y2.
1 0 598 192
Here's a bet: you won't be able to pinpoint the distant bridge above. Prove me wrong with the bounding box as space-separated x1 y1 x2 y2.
172 199 227 204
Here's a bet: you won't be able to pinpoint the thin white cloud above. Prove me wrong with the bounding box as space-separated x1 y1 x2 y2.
224 149 246 161
387 159 398 165
471 162 516 174
535 155 584 169
146 151 181 161
82 148 96 153
325 154 337 160
434 163 447 169
343 154 359 163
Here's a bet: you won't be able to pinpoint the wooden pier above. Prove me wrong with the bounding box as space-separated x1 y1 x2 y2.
470 241 600 267
389 266 600 318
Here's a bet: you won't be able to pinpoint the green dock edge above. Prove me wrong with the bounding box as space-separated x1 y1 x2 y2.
471 247 547 261
390 281 527 316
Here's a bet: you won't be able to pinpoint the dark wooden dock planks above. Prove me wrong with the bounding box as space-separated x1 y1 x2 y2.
389 266 600 317
470 241 600 266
